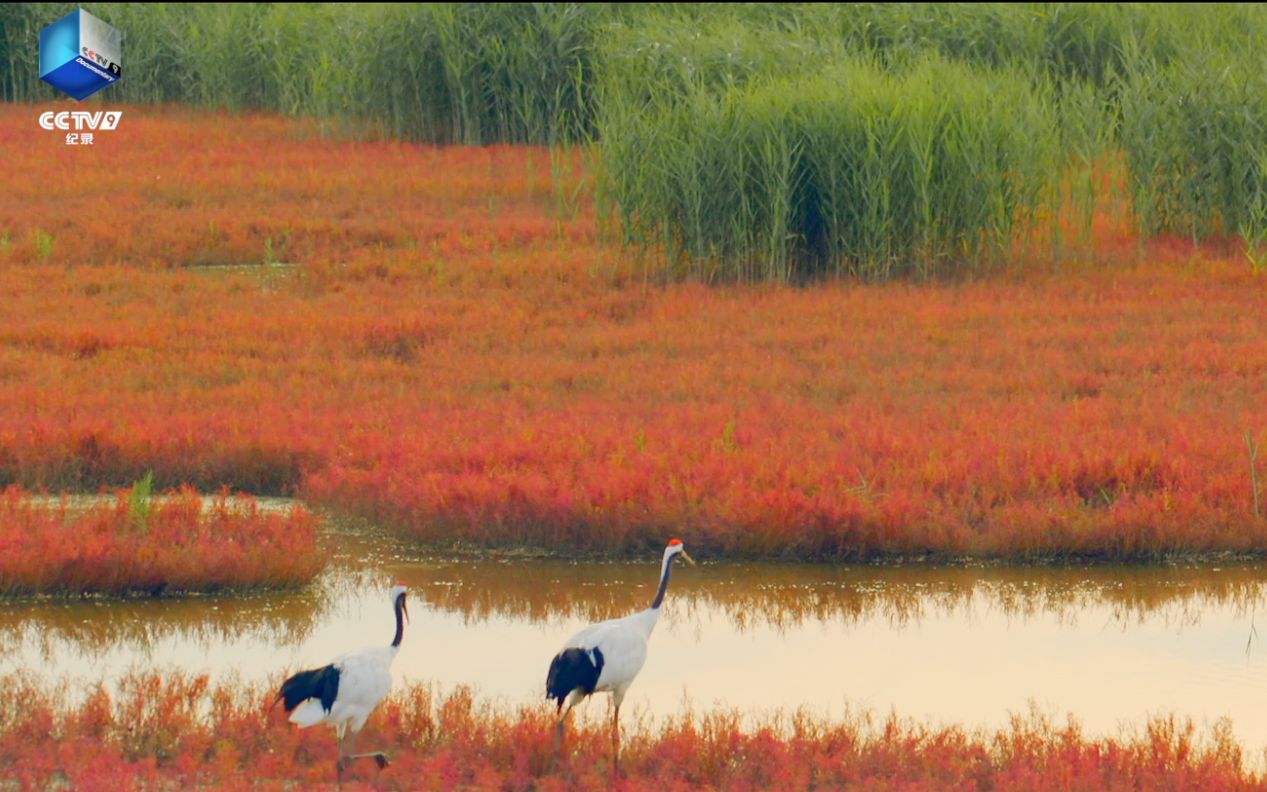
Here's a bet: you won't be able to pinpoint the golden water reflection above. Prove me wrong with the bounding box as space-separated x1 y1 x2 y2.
5 555 1266 663
396 558 1267 632
0 577 338 660
5 530 1267 751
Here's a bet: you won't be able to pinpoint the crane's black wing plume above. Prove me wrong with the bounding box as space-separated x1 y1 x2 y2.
276 664 341 714
546 647 604 711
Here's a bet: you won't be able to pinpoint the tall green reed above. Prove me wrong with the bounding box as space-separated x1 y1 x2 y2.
1119 49 1267 252
600 55 1060 282
1 3 604 144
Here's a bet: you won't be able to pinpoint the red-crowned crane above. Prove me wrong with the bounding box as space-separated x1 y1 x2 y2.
545 539 695 771
274 583 409 782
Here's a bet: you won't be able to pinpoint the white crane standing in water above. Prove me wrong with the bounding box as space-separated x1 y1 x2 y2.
545 539 696 771
274 583 409 782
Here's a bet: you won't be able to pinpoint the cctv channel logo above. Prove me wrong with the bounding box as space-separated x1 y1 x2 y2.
39 111 123 131
40 8 122 101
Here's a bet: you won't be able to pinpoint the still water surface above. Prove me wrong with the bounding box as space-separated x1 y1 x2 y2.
3 519 1267 748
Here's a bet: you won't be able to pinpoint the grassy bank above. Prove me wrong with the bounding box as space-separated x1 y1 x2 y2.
0 486 323 595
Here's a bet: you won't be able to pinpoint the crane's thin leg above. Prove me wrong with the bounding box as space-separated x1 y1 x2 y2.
335 731 345 786
611 703 621 776
553 692 581 767
344 727 359 765
611 689 626 777
553 703 573 756
343 728 391 770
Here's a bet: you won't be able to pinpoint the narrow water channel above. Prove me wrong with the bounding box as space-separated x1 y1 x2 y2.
3 518 1266 750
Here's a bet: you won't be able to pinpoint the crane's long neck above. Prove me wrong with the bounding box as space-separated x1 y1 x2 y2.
650 553 674 610
391 594 406 648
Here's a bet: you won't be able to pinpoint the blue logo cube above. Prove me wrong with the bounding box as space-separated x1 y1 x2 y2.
40 8 122 101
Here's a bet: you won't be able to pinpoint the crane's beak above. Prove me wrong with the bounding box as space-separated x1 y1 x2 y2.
680 550 697 566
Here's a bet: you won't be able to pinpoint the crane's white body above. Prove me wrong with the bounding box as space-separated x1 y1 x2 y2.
559 607 660 708
289 645 399 737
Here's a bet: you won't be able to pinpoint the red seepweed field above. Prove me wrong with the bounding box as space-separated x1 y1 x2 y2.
3 103 1266 562
0 486 322 595
0 671 1263 792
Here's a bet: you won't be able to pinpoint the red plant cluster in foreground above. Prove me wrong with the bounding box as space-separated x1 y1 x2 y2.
0 487 322 594
2 104 1267 560
0 672 1258 791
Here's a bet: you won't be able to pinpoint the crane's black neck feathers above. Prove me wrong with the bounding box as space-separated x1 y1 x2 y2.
651 555 674 609
391 593 406 648
276 663 340 713
546 647 604 710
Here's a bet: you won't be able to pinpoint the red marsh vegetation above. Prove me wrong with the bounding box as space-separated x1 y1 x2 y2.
1 104 1266 561
0 671 1260 791
0 486 323 594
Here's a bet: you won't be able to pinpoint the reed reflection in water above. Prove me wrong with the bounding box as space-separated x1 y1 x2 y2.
3 552 1267 749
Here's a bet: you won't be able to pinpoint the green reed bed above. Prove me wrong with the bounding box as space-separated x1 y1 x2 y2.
0 3 1204 143
822 2 1179 86
597 3 1185 91
601 55 1060 281
1 2 605 144
595 4 1267 280
1119 52 1267 262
